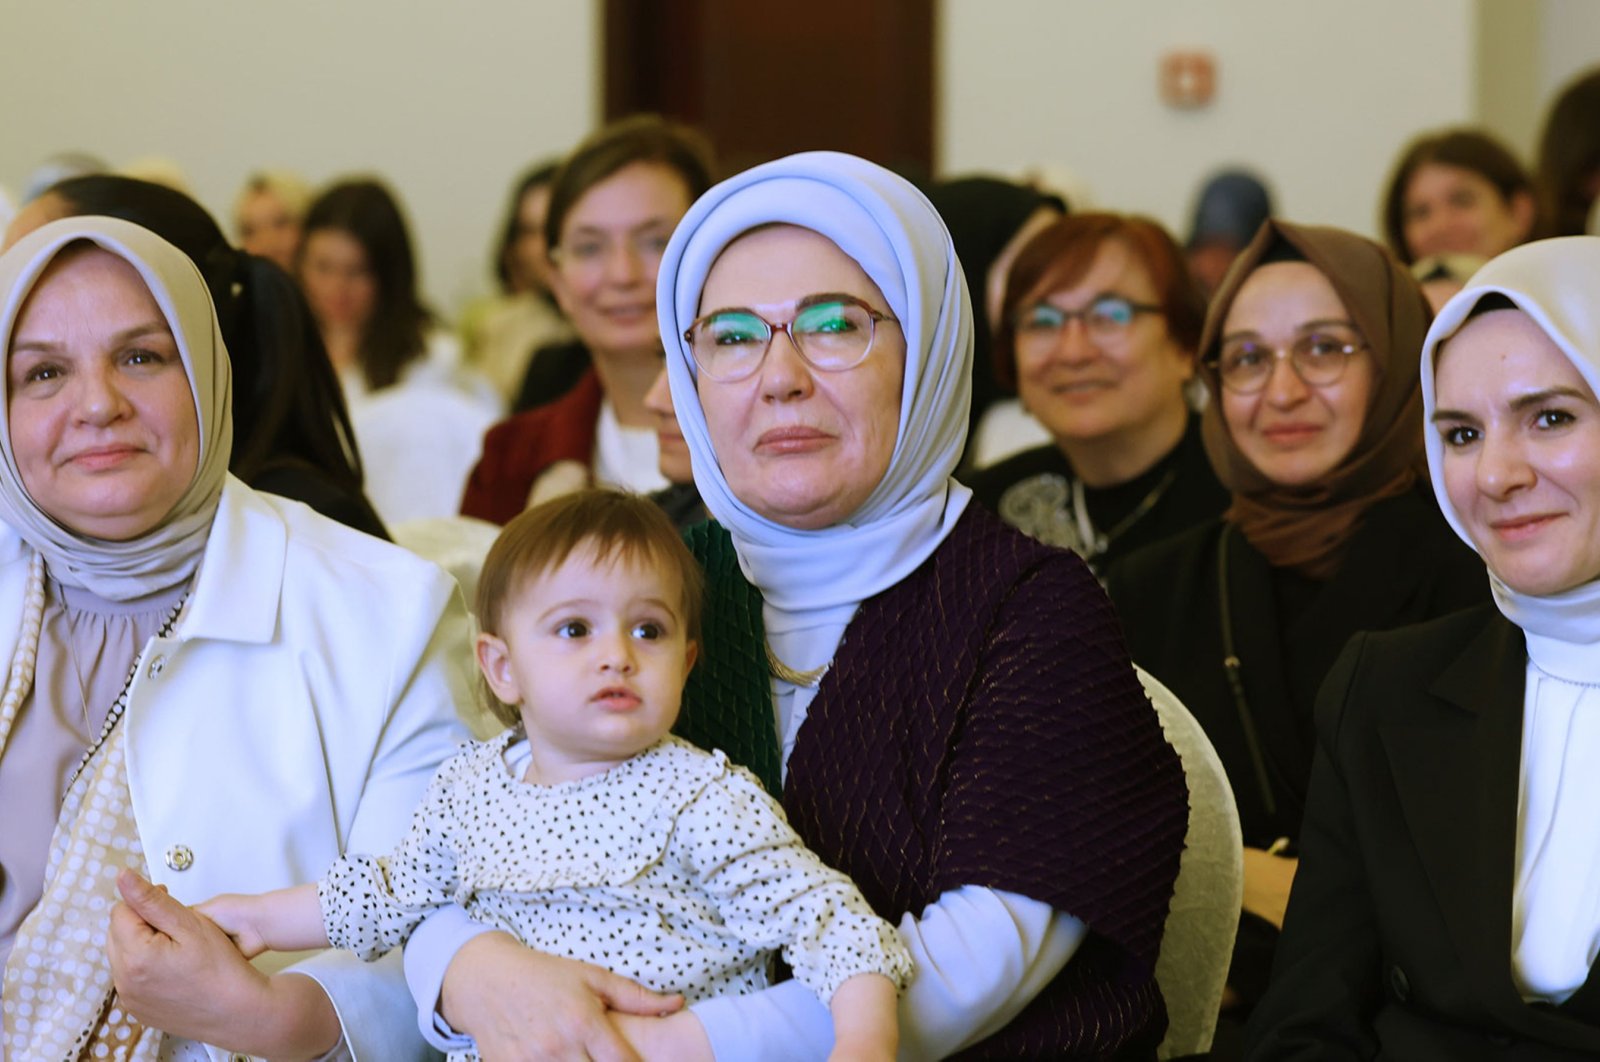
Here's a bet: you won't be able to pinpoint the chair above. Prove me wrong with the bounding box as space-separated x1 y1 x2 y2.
1136 665 1243 1060
391 514 505 741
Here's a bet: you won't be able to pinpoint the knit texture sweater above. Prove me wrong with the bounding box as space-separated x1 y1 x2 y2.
675 506 1188 1058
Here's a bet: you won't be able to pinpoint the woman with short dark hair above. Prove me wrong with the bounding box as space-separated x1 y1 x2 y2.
459 160 575 404
1382 128 1537 265
461 114 717 524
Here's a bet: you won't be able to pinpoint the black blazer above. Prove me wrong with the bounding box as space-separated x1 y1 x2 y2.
1245 606 1600 1060
1105 487 1488 847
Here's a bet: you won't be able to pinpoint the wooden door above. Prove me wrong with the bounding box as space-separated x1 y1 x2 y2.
605 0 934 181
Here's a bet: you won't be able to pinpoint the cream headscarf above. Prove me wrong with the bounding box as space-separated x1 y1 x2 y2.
0 216 232 601
1420 236 1600 641
1421 236 1600 1005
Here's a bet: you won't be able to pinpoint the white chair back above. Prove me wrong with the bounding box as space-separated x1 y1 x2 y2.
391 515 505 741
1137 665 1243 1059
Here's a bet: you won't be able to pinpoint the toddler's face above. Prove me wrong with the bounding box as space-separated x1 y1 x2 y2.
478 546 696 784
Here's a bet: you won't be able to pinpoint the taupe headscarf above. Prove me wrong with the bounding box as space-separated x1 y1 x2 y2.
1198 219 1430 579
0 217 232 601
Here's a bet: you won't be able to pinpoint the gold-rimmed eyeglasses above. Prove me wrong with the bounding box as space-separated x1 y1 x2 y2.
1208 326 1368 394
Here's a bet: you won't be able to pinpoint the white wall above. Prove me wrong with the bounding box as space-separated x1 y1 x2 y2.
0 1 598 314
1538 0 1600 121
5 2 1597 317
939 0 1476 240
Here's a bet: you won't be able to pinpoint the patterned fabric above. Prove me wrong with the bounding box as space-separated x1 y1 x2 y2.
319 734 910 1016
0 553 45 780
3 592 185 1061
4 719 156 1061
681 509 1189 1058
966 416 1228 577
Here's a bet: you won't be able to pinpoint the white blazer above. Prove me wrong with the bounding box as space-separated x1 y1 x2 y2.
0 477 475 1060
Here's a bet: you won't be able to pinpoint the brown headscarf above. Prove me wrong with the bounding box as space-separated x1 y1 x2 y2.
1198 219 1431 579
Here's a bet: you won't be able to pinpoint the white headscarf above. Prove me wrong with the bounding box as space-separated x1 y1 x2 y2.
658 151 973 648
1420 236 1600 643
0 216 233 601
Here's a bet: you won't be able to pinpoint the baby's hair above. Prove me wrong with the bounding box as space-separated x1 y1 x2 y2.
475 489 705 727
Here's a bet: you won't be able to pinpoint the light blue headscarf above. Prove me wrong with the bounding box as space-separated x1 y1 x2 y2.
1421 236 1600 642
658 152 973 644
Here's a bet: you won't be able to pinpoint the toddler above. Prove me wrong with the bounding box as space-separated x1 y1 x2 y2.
201 489 911 1061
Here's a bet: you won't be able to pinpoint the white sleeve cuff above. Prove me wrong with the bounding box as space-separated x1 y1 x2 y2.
400 904 496 1052
692 978 832 1061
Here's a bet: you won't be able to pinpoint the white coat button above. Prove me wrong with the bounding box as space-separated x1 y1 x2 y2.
164 844 193 871
147 655 167 680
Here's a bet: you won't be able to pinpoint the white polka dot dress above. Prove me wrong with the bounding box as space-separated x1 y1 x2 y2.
319 734 911 1027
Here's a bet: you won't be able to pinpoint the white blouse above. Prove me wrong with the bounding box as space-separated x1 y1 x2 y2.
1512 630 1600 1002
592 400 669 496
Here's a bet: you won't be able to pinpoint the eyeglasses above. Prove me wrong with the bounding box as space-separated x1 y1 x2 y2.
683 294 898 383
551 229 673 273
1209 326 1367 394
1013 295 1163 356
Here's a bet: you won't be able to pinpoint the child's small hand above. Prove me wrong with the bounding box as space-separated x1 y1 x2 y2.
826 1034 896 1062
827 973 899 1062
194 893 270 959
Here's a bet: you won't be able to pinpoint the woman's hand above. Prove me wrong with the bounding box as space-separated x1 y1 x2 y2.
108 870 341 1058
440 931 685 1061
1241 848 1300 929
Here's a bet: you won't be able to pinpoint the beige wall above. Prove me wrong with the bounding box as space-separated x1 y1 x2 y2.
940 0 1476 238
1 1 598 313
4 2 1598 315
1477 0 1600 163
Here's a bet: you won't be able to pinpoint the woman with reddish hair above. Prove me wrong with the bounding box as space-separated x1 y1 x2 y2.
966 212 1226 573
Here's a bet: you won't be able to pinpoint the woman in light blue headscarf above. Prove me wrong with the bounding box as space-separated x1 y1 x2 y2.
406 152 1187 1060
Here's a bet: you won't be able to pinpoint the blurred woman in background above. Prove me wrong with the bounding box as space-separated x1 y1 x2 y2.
924 175 1063 468
460 160 575 404
232 169 311 273
1537 68 1600 238
460 114 716 525
299 177 498 525
966 212 1227 574
1382 128 1536 265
